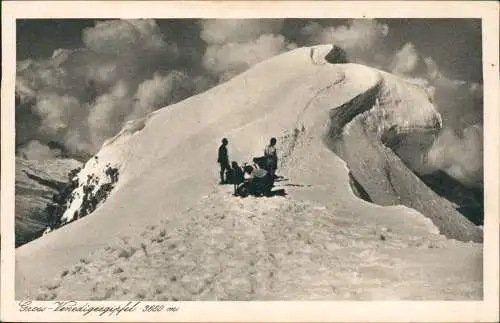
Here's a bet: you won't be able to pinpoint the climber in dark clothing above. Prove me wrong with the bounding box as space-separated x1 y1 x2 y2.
264 137 278 179
235 164 274 197
217 138 231 184
231 161 245 195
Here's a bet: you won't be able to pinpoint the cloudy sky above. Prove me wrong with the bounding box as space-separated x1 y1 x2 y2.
15 18 483 186
17 19 482 80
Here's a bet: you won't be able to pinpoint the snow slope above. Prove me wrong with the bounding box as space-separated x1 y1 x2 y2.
16 45 482 299
35 185 481 301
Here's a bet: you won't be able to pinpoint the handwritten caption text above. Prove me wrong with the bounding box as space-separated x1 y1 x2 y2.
19 301 179 316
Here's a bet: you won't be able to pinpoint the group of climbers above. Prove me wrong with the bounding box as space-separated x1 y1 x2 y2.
217 137 278 197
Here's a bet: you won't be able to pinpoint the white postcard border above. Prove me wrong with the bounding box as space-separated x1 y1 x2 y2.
2 1 499 322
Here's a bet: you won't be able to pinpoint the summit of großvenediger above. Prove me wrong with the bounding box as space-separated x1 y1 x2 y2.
16 44 482 300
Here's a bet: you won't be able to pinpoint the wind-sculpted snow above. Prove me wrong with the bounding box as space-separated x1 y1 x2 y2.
16 45 482 299
324 70 482 242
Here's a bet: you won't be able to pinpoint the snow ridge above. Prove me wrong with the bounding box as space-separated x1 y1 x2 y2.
323 69 482 242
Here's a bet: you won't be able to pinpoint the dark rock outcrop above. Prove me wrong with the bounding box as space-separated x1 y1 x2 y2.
324 45 349 64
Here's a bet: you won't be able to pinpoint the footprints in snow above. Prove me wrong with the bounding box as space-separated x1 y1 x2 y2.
35 183 448 301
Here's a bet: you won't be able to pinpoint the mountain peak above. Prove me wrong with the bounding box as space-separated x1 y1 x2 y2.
16 45 482 299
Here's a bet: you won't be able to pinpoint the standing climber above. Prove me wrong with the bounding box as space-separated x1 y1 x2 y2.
217 138 231 184
264 137 278 179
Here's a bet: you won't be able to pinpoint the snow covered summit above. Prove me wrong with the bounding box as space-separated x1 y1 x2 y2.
16 44 482 300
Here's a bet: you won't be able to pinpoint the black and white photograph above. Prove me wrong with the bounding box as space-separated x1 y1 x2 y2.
1 1 499 322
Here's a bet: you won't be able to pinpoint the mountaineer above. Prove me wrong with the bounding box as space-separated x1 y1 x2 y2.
264 137 278 179
231 161 245 195
235 163 274 197
217 138 231 184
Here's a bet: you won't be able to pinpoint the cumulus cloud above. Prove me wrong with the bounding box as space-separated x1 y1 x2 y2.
201 19 284 44
201 19 295 81
388 42 483 187
203 34 294 81
303 19 388 49
390 42 428 77
87 81 132 148
129 71 193 120
16 19 196 157
427 125 483 187
301 19 389 66
83 19 171 55
426 83 483 186
18 140 61 160
390 42 483 132
33 93 80 137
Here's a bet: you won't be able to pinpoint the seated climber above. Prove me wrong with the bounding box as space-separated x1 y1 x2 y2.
235 164 274 197
250 167 274 196
250 168 269 196
231 161 245 195
234 165 253 197
252 156 268 170
243 164 254 182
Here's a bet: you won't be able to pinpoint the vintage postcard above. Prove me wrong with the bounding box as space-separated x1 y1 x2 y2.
1 1 499 322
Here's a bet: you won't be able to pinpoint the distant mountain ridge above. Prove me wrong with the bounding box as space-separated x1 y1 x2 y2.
15 157 82 246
